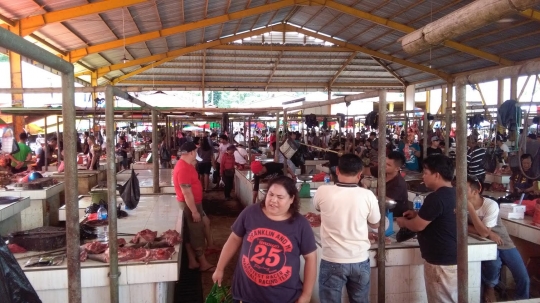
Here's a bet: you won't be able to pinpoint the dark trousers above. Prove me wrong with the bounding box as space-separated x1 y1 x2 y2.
223 175 234 198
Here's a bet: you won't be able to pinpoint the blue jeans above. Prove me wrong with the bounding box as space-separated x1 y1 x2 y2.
482 248 530 300
319 259 371 303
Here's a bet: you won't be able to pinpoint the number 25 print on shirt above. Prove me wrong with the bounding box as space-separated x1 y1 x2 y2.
242 228 293 286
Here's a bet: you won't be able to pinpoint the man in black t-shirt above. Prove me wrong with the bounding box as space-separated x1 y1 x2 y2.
427 136 443 156
250 161 284 203
368 151 409 217
397 154 457 303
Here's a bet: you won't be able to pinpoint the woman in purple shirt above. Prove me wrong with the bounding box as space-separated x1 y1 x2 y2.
212 176 317 303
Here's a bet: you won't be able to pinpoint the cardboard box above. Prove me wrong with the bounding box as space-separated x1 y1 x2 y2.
499 203 526 213
499 210 525 220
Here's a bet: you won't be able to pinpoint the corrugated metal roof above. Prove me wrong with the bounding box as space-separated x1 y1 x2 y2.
0 0 537 92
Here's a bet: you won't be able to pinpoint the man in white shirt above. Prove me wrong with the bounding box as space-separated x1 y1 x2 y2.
233 144 248 167
313 154 381 303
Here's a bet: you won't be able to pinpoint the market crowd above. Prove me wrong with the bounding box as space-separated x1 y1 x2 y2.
170 125 539 303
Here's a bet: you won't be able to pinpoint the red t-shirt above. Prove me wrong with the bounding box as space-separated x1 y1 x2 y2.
173 159 203 204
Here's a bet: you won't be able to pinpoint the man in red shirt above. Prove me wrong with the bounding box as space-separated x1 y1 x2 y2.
173 142 215 272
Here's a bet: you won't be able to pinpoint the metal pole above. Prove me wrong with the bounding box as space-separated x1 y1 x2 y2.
44 116 48 171
152 110 159 193
248 117 252 163
445 83 453 156
0 26 82 301
56 115 61 160
62 72 81 303
455 81 469 303
423 111 428 159
165 116 169 149
282 110 288 175
377 90 387 303
274 113 280 162
105 86 119 303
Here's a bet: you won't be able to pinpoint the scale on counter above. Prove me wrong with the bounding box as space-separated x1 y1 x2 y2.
297 175 312 198
385 198 397 236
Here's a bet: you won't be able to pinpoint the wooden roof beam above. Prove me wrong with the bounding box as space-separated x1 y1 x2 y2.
65 0 298 63
283 24 451 81
19 0 148 36
110 24 286 83
118 80 403 88
316 0 514 66
328 51 357 88
520 8 540 21
265 51 284 90
370 56 408 86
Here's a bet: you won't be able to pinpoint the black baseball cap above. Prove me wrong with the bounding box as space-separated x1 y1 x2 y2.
179 142 197 153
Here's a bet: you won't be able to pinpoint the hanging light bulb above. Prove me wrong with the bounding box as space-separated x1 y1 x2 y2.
122 55 129 64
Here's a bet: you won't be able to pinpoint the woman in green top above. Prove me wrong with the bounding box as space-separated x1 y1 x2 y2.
9 132 32 174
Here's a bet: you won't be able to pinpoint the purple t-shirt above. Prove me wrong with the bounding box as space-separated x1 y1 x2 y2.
231 204 317 303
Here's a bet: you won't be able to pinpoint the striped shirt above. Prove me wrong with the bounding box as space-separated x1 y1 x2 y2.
467 146 486 176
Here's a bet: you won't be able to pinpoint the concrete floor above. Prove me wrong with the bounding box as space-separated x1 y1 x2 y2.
199 189 243 299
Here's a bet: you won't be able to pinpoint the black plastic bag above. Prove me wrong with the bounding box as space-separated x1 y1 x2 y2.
119 169 140 210
0 236 42 303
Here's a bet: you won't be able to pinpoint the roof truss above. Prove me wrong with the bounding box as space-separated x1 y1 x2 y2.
64 0 298 63
17 0 148 36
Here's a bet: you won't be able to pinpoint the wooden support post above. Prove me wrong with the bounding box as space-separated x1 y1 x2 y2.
282 109 288 176
152 110 159 194
274 113 280 162
8 39 25 137
497 79 504 105
57 115 61 160
248 117 252 163
44 116 48 171
445 83 453 156
510 77 518 100
424 91 430 158
455 81 469 303
377 89 387 303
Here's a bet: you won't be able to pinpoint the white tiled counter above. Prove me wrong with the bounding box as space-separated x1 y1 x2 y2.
0 182 64 230
294 190 497 303
16 195 182 303
0 197 31 235
502 216 540 244
44 171 98 195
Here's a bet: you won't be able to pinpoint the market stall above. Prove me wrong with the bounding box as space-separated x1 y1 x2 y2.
0 196 31 235
12 195 182 303
257 188 497 303
45 171 98 196
0 180 64 230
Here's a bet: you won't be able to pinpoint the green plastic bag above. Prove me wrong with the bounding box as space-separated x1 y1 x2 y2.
205 283 233 303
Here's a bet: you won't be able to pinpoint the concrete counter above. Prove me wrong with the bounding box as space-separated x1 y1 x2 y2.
0 182 64 229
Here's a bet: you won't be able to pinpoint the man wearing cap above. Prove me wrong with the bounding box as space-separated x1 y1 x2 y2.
427 136 443 156
173 142 215 272
250 160 286 204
